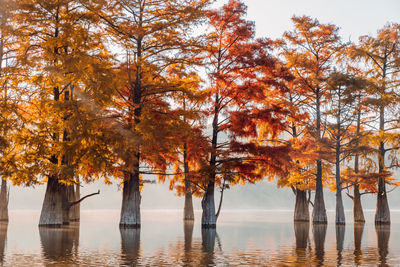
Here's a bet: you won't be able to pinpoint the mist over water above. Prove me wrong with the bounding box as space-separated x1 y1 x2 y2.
0 210 399 266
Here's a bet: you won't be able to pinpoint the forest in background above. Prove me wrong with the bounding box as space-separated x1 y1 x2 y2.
0 0 399 228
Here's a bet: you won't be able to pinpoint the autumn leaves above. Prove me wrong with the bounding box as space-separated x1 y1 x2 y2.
0 0 399 228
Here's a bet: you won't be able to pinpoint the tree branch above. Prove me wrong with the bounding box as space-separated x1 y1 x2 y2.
68 190 100 208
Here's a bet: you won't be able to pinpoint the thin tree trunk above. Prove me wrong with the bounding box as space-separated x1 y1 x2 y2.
294 188 309 222
335 151 345 224
312 90 327 224
375 104 390 224
120 170 141 228
353 105 365 223
0 179 8 222
73 181 80 222
183 143 194 221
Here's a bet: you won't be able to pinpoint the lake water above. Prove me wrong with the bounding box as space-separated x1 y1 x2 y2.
0 209 399 266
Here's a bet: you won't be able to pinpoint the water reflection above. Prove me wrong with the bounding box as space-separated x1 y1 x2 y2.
336 225 345 266
354 222 365 265
294 222 309 263
0 222 7 264
183 221 194 266
376 224 390 267
39 223 79 263
120 228 141 266
313 224 327 266
201 228 216 266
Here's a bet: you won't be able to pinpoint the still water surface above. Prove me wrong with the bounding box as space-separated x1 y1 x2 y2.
0 209 399 266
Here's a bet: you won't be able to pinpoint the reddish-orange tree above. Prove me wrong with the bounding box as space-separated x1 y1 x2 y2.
200 0 293 228
281 16 344 224
90 0 211 227
350 23 400 224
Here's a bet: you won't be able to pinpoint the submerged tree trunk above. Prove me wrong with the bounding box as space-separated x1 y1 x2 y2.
120 170 141 228
0 179 8 222
183 143 194 221
294 189 309 222
39 176 68 227
201 181 216 228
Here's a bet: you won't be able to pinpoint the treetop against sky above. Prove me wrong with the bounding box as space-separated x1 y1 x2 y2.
218 0 400 40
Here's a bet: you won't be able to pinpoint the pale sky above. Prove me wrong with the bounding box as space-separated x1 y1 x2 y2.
235 0 400 41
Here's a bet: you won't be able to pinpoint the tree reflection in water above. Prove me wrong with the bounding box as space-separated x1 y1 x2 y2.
183 221 194 266
313 224 327 266
201 228 216 266
39 222 79 263
336 225 345 266
376 224 390 267
354 222 365 265
0 222 7 264
294 222 309 263
120 228 141 266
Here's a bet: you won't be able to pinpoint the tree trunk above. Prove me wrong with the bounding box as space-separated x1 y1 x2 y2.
120 171 141 228
0 179 8 222
312 161 327 224
312 90 327 224
73 182 80 222
39 176 68 227
335 155 345 224
183 143 194 221
67 185 78 222
375 102 390 224
294 189 309 222
201 181 216 228
353 184 365 223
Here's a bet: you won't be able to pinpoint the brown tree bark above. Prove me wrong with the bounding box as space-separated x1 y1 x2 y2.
0 179 8 222
120 170 141 228
294 189 309 222
183 143 194 221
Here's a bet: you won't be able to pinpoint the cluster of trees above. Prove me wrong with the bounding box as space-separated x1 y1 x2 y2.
0 0 399 228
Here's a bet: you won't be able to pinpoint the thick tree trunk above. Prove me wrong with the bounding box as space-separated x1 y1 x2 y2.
67 185 78 222
39 176 68 227
201 181 216 228
120 228 140 266
353 184 365 223
0 179 8 221
312 161 327 224
294 189 309 222
120 171 141 228
183 143 194 221
375 176 390 224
